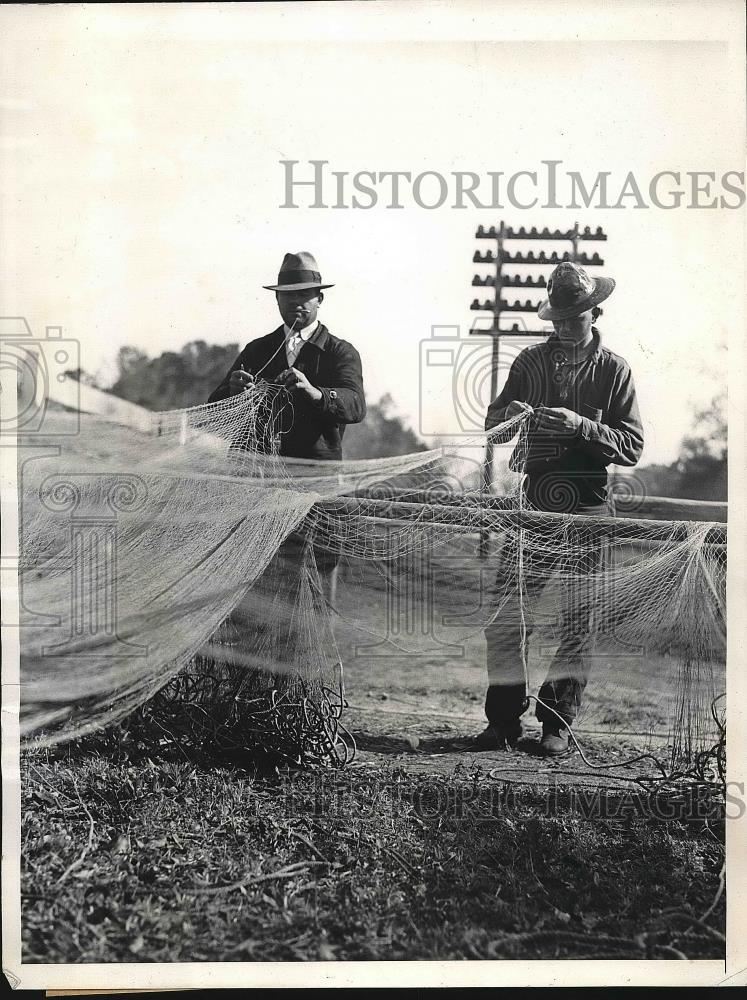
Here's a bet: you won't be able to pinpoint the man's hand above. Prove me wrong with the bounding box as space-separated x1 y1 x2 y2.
533 406 583 435
485 399 533 430
275 368 323 403
228 365 254 395
505 400 534 420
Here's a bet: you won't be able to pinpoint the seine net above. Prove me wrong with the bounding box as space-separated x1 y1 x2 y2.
18 382 725 766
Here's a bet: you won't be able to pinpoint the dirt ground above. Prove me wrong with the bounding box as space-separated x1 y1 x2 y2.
330 551 724 787
340 702 678 791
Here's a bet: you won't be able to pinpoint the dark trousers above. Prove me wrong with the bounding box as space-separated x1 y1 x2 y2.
277 529 340 584
228 528 339 674
483 504 609 728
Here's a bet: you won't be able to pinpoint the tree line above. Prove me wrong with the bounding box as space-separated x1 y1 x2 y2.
631 390 726 502
108 341 426 460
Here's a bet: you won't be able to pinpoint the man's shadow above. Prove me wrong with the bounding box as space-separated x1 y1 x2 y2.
350 731 546 757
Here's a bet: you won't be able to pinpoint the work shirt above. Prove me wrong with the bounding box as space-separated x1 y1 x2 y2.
484 330 643 511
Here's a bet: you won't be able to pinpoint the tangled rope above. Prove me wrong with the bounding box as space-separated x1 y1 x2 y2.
127 656 356 768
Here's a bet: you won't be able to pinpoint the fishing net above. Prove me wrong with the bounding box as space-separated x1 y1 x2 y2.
17 382 726 767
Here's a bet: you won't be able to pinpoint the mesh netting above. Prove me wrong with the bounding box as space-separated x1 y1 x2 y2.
18 382 725 766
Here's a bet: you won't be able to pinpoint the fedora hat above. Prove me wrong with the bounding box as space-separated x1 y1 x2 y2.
537 261 615 321
263 251 334 292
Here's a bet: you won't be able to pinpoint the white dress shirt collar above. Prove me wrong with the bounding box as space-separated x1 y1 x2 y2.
283 320 319 343
284 320 319 366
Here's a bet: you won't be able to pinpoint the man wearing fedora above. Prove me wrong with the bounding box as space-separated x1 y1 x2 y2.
208 251 366 460
476 260 644 756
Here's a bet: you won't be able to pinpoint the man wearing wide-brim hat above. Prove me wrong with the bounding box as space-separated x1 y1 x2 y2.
209 251 366 460
477 261 644 757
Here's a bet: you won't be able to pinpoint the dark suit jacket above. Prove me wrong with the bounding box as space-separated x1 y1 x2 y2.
208 323 365 461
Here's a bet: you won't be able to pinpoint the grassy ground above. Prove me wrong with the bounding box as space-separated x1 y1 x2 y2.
21 747 724 963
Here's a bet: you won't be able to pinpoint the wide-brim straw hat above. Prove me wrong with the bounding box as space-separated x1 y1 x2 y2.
538 261 615 321
263 251 334 292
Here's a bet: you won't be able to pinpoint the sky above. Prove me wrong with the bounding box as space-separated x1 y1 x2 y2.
1 2 744 467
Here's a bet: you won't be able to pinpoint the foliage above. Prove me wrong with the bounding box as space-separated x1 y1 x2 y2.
110 341 239 411
21 751 724 963
109 342 426 458
62 367 100 387
635 390 727 501
673 390 727 500
343 392 427 459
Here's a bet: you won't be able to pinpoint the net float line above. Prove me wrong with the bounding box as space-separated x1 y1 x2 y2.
314 496 727 546
346 487 728 525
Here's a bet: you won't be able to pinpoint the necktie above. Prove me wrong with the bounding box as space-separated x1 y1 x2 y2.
287 332 303 366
